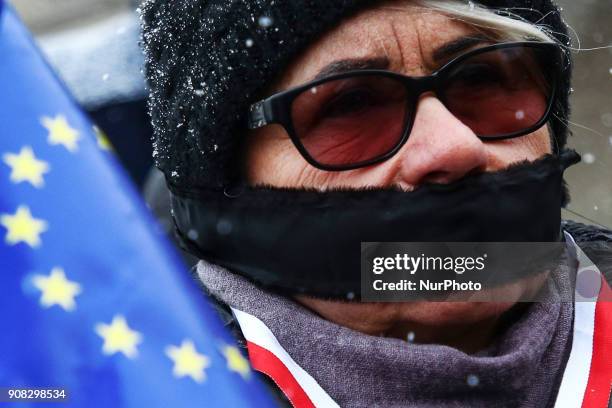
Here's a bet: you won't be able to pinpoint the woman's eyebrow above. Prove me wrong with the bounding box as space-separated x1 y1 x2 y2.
312 57 390 80
431 34 491 63
310 34 491 81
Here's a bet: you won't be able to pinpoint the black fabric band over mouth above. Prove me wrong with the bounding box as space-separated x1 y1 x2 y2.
170 149 580 298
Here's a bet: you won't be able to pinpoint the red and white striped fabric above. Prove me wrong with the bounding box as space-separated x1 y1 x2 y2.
554 233 612 408
231 307 339 408
232 233 611 408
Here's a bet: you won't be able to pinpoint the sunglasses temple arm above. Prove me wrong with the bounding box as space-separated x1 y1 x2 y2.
247 100 269 129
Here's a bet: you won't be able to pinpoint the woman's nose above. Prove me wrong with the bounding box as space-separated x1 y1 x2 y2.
392 95 488 188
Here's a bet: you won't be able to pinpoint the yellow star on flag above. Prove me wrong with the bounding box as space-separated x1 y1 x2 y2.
41 115 80 152
95 315 142 359
3 146 50 188
166 339 211 383
93 126 113 152
32 267 82 311
221 344 251 380
1 205 48 248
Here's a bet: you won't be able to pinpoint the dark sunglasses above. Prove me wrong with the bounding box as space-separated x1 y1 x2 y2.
247 41 564 171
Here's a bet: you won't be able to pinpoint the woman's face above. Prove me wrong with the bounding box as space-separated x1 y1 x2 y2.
245 2 552 189
244 1 553 340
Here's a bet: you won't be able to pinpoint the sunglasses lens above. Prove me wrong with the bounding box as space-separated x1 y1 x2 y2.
442 46 557 138
291 75 409 167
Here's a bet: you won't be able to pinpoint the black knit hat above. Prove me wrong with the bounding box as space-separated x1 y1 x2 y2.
140 0 572 191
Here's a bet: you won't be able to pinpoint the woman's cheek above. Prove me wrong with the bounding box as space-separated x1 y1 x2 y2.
485 128 552 170
247 138 295 185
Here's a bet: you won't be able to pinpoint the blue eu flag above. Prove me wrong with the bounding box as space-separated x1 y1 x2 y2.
0 2 275 406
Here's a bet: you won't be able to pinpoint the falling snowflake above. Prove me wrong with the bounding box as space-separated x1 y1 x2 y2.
258 16 273 28
582 153 595 164
466 374 479 387
187 229 199 240
406 331 415 343
245 38 254 48
102 73 110 81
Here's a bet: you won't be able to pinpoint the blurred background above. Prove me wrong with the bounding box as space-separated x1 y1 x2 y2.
10 0 612 230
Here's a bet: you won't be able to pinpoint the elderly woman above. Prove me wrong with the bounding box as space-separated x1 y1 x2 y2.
141 0 612 406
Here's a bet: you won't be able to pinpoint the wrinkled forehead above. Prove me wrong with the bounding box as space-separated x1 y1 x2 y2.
277 4 491 90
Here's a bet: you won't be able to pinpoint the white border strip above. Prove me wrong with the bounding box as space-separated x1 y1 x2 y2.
231 307 340 408
554 232 599 408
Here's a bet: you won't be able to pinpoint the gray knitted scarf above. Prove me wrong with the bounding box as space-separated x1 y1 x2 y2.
197 260 574 408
